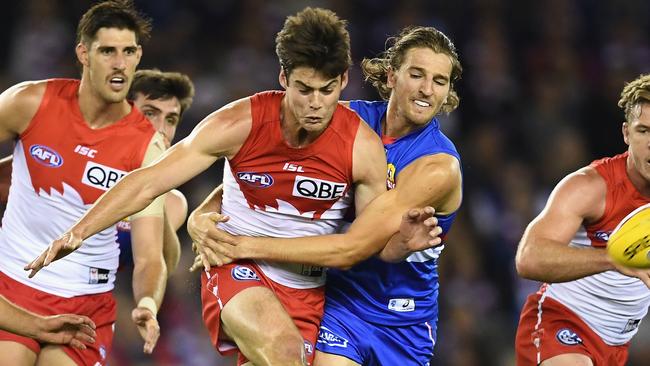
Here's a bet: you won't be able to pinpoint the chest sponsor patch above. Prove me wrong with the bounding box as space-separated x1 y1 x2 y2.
555 328 582 345
81 161 127 191
29 144 63 167
89 267 110 284
317 326 348 348
292 175 347 200
388 298 415 312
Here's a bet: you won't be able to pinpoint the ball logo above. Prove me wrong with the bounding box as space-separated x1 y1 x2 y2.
237 172 274 188
292 175 347 200
29 144 63 167
595 231 611 242
81 161 127 191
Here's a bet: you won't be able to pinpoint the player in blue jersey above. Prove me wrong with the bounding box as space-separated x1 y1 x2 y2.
188 25 462 365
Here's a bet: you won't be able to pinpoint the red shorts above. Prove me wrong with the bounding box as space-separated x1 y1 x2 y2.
0 271 116 366
515 292 629 365
201 260 324 365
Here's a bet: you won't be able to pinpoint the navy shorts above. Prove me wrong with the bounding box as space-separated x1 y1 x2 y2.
316 301 436 365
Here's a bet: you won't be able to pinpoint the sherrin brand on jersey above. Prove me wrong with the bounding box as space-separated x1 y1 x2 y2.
0 79 156 297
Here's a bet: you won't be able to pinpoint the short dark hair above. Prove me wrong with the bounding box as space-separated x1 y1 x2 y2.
275 7 352 79
362 26 463 113
76 0 152 46
128 69 195 115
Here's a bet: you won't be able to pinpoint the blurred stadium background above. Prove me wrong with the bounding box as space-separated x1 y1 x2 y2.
1 0 649 365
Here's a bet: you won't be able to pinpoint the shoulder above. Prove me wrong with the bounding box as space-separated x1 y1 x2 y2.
183 96 253 159
0 80 47 132
548 166 606 222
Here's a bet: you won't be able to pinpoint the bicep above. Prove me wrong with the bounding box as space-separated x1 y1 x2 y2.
524 170 606 246
393 154 462 213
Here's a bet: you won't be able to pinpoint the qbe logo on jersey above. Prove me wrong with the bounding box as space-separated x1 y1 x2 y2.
292 175 347 200
82 161 127 191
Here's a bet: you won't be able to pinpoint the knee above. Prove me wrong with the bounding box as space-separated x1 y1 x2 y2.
260 330 305 365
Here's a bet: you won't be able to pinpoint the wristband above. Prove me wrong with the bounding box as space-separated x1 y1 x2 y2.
137 296 158 316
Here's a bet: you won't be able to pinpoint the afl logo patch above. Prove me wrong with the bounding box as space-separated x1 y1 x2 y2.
556 328 582 345
29 144 63 167
237 172 274 188
231 266 260 281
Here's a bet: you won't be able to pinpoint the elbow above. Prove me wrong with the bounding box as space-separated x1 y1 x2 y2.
515 248 542 281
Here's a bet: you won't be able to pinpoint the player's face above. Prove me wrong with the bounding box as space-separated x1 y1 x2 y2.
77 27 142 104
387 47 452 126
280 67 348 135
133 93 181 149
624 103 650 182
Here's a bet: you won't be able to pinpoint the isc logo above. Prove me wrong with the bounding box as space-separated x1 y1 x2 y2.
237 172 274 188
292 175 347 200
81 161 127 191
29 144 63 167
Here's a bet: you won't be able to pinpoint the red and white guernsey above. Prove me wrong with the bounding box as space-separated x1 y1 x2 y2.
0 79 156 297
544 152 650 345
220 91 359 289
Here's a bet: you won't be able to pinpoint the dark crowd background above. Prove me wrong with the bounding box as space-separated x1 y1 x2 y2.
0 0 649 365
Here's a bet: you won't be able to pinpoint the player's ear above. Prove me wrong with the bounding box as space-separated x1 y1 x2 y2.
386 66 397 89
279 68 288 89
76 42 89 66
622 122 630 146
340 70 349 91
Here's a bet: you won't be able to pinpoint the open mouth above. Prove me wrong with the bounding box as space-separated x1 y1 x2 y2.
414 99 431 108
109 76 126 90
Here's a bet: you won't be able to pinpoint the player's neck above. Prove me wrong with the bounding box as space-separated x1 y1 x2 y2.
384 101 418 138
627 156 650 197
78 80 131 130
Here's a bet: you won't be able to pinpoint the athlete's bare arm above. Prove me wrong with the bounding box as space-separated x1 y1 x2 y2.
190 121 445 270
25 97 253 275
377 152 461 261
515 167 617 282
0 295 96 350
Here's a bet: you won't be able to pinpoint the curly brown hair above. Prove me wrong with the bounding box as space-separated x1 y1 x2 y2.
361 26 462 114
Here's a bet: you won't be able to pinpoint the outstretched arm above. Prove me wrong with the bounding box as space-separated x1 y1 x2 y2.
25 98 253 276
0 295 96 350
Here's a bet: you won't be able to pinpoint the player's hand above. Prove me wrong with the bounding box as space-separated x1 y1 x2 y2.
187 211 234 271
24 232 83 278
35 314 96 350
610 259 650 288
131 307 160 354
380 207 442 263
